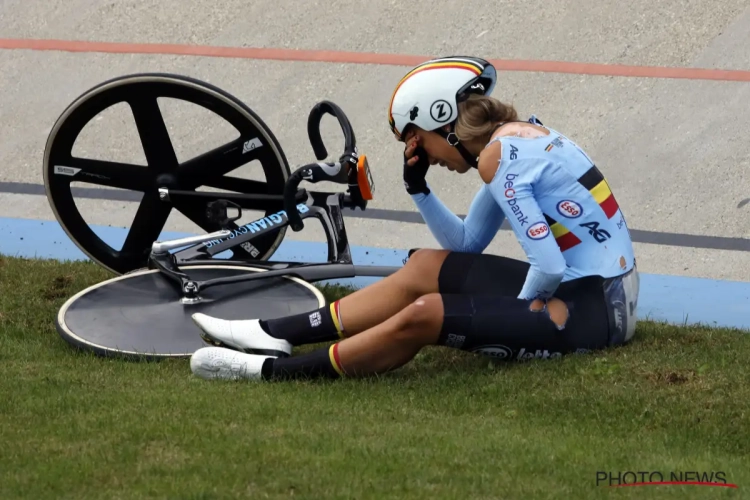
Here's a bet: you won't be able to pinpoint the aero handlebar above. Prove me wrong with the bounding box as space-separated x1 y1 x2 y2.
284 100 364 232
307 100 357 160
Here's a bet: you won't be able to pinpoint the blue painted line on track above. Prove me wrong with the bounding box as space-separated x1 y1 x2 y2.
1 216 748 331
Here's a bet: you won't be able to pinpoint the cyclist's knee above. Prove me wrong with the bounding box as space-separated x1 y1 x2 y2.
393 293 444 342
404 248 449 270
400 249 449 289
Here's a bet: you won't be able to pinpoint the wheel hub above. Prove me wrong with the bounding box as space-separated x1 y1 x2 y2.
155 173 178 189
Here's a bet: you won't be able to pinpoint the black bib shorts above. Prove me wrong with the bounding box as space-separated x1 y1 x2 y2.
435 252 639 361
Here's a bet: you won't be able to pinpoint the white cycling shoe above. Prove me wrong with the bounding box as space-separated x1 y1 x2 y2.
191 313 292 358
190 347 271 381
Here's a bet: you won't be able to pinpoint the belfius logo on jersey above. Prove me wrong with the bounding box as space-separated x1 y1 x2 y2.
502 173 529 226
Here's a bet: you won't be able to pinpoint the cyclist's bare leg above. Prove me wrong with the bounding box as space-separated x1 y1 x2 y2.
335 249 449 336
248 249 450 345
264 295 571 379
336 296 570 375
335 292 445 374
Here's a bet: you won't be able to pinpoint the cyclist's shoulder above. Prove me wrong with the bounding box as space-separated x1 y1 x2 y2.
478 120 552 183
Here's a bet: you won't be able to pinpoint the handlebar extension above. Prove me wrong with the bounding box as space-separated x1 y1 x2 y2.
307 100 357 160
284 100 364 232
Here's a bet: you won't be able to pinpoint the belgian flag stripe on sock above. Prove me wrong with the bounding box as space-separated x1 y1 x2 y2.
330 301 345 338
328 344 345 376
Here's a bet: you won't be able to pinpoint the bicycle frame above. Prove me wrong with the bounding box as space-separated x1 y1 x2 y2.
165 190 351 265
149 188 397 301
145 99 395 301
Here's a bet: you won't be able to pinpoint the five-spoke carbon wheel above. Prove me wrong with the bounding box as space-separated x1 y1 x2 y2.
43 73 291 274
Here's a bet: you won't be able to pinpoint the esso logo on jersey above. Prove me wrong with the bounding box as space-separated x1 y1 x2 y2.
556 200 583 218
526 221 550 240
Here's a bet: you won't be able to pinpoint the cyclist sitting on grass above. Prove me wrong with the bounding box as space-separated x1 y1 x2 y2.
188 55 640 381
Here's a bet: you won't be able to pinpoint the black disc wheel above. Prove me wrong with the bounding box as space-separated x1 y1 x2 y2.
43 73 291 275
55 265 326 360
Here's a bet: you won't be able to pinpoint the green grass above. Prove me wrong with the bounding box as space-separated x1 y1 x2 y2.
0 255 748 500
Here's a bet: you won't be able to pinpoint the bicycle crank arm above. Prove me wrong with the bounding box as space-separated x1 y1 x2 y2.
151 229 232 254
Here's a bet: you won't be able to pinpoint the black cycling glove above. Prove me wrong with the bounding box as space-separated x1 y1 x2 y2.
403 145 431 195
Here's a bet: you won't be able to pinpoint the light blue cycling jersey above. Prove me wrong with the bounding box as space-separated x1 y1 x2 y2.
411 118 636 300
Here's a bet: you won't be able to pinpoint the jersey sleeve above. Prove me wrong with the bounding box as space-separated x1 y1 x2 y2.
486 158 568 300
411 183 505 254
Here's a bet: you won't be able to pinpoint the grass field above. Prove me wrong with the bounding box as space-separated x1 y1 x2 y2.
1 254 748 499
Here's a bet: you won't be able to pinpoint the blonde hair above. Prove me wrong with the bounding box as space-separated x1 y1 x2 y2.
455 94 518 143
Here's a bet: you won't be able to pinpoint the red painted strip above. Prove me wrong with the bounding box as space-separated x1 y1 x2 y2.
2 38 750 82
609 481 738 488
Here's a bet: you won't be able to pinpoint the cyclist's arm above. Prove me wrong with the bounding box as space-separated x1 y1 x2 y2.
410 183 506 253
482 155 568 300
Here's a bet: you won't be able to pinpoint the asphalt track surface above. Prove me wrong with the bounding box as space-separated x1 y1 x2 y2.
1 1 750 283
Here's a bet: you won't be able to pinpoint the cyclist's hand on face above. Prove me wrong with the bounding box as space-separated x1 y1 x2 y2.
404 135 422 166
403 135 430 195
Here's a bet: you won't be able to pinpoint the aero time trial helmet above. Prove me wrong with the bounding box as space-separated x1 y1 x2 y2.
387 56 497 167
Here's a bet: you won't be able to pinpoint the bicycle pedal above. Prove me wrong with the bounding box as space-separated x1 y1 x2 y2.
206 200 243 229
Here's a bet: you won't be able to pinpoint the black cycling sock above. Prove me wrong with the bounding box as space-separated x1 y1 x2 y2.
261 344 345 380
258 301 345 346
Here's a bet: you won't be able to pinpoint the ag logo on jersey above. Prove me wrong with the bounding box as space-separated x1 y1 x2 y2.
526 221 550 240
556 200 583 219
430 100 452 123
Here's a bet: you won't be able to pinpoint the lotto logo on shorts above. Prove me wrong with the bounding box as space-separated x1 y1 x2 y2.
516 348 562 360
556 200 583 218
526 222 550 240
